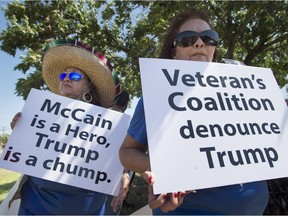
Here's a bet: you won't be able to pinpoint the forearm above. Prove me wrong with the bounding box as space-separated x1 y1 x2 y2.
120 149 150 173
119 135 150 173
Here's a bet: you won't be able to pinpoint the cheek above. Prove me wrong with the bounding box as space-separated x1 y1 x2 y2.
78 80 90 92
208 47 216 61
59 82 63 91
174 47 188 59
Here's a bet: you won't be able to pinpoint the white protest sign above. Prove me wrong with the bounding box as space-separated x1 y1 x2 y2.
139 58 288 194
0 88 131 196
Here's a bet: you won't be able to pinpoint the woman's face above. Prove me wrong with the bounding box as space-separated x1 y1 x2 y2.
173 19 216 62
59 67 90 99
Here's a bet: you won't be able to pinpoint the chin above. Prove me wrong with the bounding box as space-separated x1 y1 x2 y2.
190 56 208 62
60 91 71 97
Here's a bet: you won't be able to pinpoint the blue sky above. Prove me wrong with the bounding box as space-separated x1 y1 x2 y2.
0 1 25 134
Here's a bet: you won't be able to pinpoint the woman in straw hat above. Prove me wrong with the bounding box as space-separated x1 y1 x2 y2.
9 39 130 215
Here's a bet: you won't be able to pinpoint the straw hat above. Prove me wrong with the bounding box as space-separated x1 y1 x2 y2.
42 39 115 108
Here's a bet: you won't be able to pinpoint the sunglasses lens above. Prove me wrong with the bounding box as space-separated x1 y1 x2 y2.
180 36 198 47
59 72 83 81
69 72 83 81
200 36 217 46
59 73 67 81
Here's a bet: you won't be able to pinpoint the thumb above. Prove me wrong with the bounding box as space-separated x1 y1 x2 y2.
143 171 155 185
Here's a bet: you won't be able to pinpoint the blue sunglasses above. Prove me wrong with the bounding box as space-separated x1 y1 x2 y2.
59 72 83 81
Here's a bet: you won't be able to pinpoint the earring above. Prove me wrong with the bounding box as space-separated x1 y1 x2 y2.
82 92 92 103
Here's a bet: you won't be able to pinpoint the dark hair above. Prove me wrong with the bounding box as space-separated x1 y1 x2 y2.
115 90 129 107
109 90 130 112
89 84 102 106
160 8 217 60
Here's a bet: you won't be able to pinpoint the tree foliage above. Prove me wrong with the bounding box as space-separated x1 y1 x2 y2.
0 133 9 147
1 0 287 100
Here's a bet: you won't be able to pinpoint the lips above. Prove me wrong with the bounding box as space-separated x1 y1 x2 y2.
61 82 73 91
190 54 207 61
192 52 206 56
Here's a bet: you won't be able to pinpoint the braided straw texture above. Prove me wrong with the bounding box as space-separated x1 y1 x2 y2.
42 45 115 108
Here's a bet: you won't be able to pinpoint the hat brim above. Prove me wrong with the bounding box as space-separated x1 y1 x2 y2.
42 46 115 108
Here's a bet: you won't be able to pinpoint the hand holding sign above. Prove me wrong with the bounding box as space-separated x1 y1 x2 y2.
143 171 186 212
10 112 21 129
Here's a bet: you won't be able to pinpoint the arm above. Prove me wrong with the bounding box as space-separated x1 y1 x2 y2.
119 97 149 173
119 97 187 212
119 135 187 212
119 134 150 173
110 169 131 213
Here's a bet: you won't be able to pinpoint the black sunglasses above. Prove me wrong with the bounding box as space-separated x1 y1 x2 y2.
59 72 84 81
173 30 219 47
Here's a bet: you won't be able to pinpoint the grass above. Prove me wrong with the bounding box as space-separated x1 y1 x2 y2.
0 168 21 204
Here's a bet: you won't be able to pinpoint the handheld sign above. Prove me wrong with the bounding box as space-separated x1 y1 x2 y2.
139 58 288 194
0 88 131 196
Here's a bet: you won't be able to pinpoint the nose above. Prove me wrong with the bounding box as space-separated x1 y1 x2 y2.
193 37 205 48
64 75 69 81
62 73 70 81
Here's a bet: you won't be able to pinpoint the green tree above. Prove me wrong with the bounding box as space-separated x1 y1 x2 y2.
1 1 288 214
1 1 287 99
0 133 9 148
0 0 145 98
